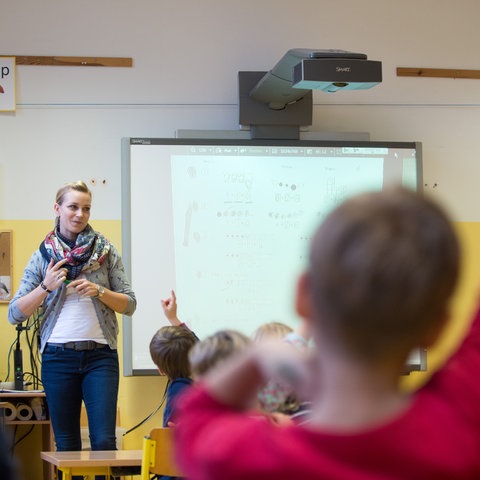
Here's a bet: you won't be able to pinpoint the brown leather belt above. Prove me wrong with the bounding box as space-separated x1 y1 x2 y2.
47 341 108 351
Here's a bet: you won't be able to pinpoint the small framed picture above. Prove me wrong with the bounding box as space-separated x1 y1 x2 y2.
0 230 13 302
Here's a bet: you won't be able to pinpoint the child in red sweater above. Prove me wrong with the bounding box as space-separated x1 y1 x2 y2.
174 186 480 479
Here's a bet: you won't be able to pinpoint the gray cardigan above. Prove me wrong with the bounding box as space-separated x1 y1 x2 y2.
8 244 136 353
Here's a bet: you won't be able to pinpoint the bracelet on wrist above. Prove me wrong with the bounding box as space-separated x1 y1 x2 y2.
40 281 52 293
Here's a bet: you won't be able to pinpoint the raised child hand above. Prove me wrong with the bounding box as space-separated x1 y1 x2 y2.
161 290 181 325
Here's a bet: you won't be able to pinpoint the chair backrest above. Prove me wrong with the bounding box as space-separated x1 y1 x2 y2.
141 427 183 479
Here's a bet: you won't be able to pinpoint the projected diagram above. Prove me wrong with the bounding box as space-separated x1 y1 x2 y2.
170 154 383 336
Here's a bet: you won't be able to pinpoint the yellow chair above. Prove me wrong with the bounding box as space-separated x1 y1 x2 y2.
141 427 183 479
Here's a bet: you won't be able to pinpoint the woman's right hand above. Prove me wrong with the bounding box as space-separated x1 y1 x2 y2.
42 258 69 291
15 258 70 318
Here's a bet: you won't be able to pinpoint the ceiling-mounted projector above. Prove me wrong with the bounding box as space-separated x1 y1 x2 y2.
238 48 382 139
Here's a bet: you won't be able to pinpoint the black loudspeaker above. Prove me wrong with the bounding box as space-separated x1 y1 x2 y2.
14 348 23 391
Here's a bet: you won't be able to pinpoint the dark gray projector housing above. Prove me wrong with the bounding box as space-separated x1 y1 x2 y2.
239 49 383 138
292 57 382 92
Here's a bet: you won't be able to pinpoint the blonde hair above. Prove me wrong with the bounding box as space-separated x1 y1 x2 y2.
251 321 293 343
55 181 91 205
189 329 251 379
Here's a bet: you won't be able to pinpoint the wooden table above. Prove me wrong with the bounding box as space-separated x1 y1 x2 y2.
40 449 143 480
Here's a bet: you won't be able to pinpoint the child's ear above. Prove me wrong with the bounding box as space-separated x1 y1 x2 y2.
157 366 166 376
295 272 313 321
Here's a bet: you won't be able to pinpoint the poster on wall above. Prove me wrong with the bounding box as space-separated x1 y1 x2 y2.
0 230 13 302
0 57 16 112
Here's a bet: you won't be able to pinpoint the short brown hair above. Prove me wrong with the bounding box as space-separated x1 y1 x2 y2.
307 186 460 363
149 326 198 380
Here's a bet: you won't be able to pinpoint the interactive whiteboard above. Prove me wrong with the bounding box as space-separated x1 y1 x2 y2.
122 138 422 375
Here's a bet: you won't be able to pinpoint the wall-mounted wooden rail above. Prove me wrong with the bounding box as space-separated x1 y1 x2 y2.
4 56 132 67
397 67 480 80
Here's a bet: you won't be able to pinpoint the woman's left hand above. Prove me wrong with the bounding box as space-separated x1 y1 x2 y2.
68 279 99 298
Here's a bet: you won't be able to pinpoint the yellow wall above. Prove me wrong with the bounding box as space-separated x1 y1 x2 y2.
1 219 479 478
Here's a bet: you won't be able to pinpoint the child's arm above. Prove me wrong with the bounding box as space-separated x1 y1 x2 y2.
205 341 311 411
161 289 199 340
204 349 265 410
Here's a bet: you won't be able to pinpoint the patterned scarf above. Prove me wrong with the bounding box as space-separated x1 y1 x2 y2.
39 220 111 281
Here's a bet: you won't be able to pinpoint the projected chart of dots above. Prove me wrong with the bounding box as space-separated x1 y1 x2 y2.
169 154 383 333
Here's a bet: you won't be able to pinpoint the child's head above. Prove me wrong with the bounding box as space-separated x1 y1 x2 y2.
299 186 460 365
189 329 252 379
149 326 198 380
251 322 294 344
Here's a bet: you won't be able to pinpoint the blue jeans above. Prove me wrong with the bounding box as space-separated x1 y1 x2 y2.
41 344 119 452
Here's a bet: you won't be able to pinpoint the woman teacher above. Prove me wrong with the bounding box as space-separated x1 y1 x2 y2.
8 180 136 455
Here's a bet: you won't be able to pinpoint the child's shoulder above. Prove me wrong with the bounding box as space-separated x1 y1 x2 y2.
168 377 193 391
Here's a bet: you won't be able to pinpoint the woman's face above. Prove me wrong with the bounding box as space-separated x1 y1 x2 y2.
54 190 91 241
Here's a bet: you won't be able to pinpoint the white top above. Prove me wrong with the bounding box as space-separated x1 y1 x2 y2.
48 275 106 343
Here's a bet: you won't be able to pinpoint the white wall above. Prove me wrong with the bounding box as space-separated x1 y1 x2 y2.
1 0 480 221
